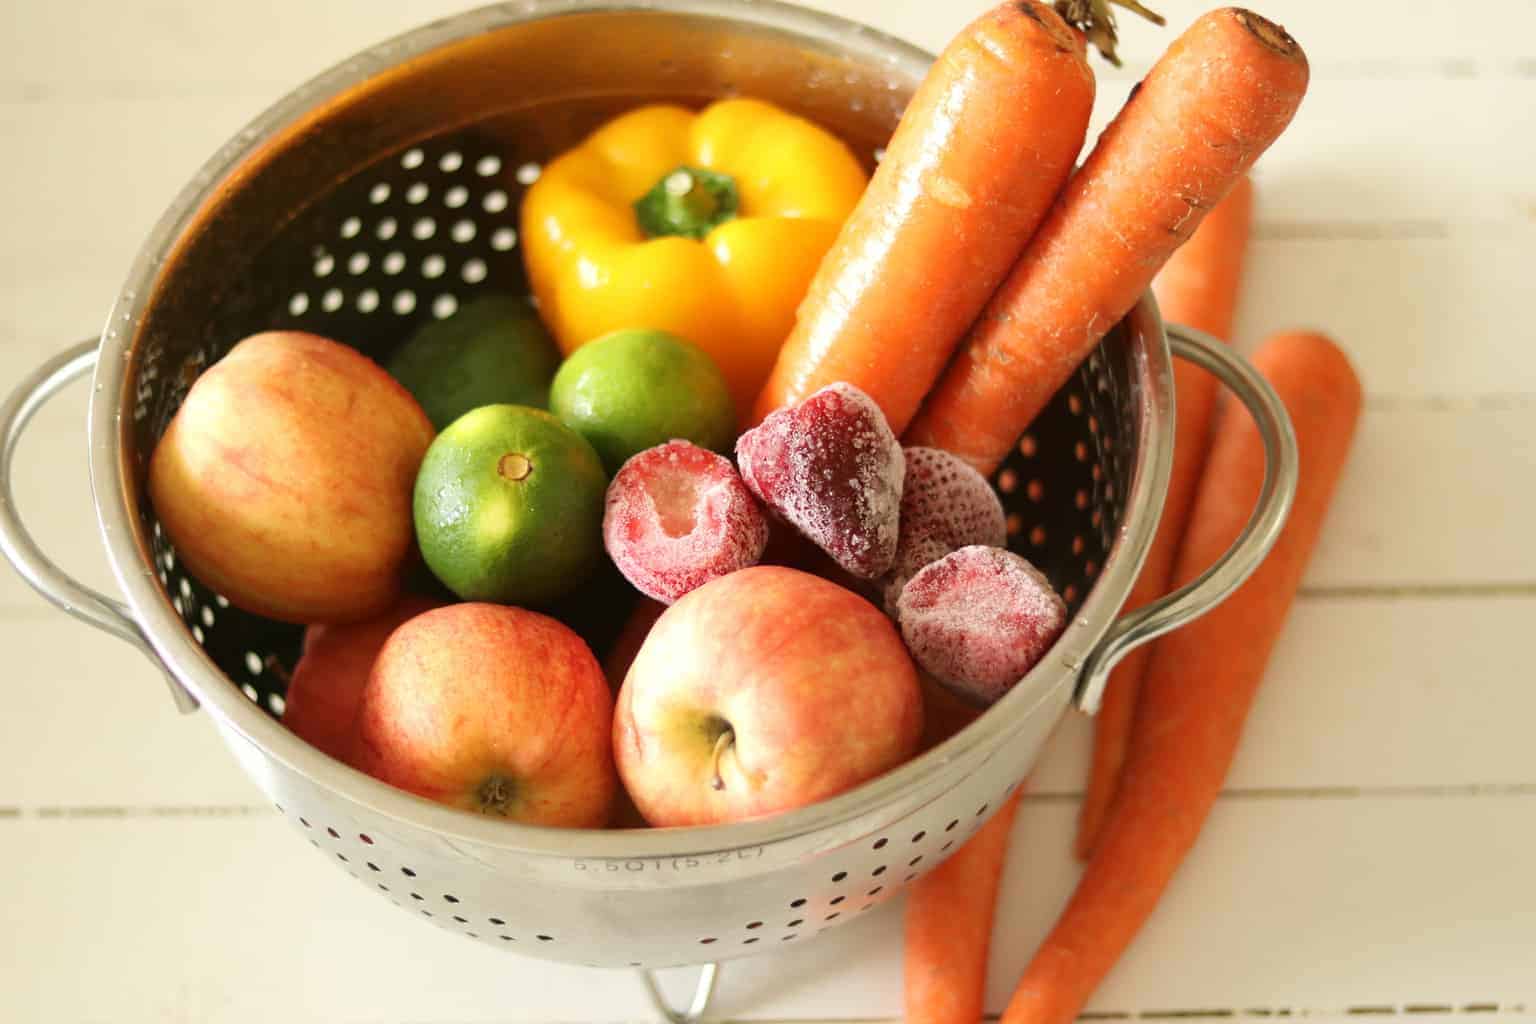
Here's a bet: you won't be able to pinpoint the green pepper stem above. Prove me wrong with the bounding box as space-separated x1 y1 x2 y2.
634 165 740 240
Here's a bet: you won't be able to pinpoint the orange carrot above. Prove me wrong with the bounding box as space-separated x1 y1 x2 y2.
1001 331 1362 1024
905 9 1308 474
905 790 1023 1024
750 1 1095 433
1076 174 1254 860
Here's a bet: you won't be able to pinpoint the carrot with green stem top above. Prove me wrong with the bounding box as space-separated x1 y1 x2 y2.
750 1 1095 434
1077 174 1254 860
1001 330 1362 1024
905 8 1308 475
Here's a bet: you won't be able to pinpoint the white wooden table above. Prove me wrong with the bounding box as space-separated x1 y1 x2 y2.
2 1 1532 1020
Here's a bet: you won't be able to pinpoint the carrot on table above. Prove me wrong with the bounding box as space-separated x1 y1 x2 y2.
1076 174 1255 860
1001 331 1362 1024
905 9 1308 475
905 790 1022 1024
750 0 1095 434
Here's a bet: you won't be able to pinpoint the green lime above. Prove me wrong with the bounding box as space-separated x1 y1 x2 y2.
548 328 736 475
414 404 606 606
387 295 560 430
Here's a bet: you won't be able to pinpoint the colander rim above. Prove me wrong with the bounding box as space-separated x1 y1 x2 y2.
87 0 1175 864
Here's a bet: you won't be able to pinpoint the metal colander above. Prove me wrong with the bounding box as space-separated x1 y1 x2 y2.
0 1 1297 1017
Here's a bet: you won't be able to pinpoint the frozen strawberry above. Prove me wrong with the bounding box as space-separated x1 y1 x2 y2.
878 446 1007 615
604 441 769 604
736 382 904 578
897 545 1067 706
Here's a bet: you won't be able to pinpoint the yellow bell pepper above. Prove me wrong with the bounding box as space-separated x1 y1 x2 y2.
520 98 869 415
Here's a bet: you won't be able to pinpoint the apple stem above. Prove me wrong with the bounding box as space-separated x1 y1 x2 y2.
708 728 734 792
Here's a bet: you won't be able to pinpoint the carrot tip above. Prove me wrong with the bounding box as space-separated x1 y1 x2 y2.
1232 8 1301 57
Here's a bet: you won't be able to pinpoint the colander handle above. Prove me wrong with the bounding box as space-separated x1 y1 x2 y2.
1073 324 1300 714
0 340 198 713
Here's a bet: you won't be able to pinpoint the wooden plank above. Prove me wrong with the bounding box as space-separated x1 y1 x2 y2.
1027 594 1536 797
0 797 1529 1022
4 0 1535 104
1232 238 1536 400
4 402 1529 615
4 591 1532 820
0 617 262 809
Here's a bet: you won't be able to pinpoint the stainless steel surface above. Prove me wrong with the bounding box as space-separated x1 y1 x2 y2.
0 340 197 712
0 0 1293 988
640 963 720 1024
1073 325 1301 714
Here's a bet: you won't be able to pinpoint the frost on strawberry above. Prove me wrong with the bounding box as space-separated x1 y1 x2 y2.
736 383 904 579
878 446 1006 615
604 441 769 604
897 545 1067 706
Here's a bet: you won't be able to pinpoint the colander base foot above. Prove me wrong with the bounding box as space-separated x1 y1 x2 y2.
638 963 719 1024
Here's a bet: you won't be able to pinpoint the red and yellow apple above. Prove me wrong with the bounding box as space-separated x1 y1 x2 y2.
354 603 616 827
614 565 923 826
149 330 434 624
283 594 441 763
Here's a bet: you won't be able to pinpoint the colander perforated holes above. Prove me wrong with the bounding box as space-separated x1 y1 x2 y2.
241 683 259 701
382 251 406 275
401 148 425 169
365 862 379 872
462 259 487 284
482 190 508 213
288 293 309 315
422 254 446 278
824 913 840 921
789 899 806 909
348 252 369 275
438 150 463 172
406 182 429 204
321 288 344 312
977 804 989 817
488 917 504 926
411 893 424 901
377 217 398 240
1068 393 1083 416
1064 584 1079 603
314 254 335 277
1029 526 1047 547
358 289 380 313
1019 434 1037 457
909 856 923 867
744 937 759 945
412 217 436 240
453 916 468 924
392 291 416 315
378 884 389 892
500 935 515 942
699 937 717 945
401 867 416 877
515 161 541 185
340 216 362 238
536 935 553 942
868 886 883 897
872 866 886 877
872 837 887 850
490 227 516 251
432 294 459 320
326 826 339 839
1026 479 1044 502
422 910 433 917
476 154 501 177
831 871 847 883
442 894 459 904
941 841 954 852
787 918 804 928
911 831 926 843
445 185 469 208
451 220 476 243
337 853 348 863
830 895 845 905
746 921 762 929
298 817 310 828
266 692 285 715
